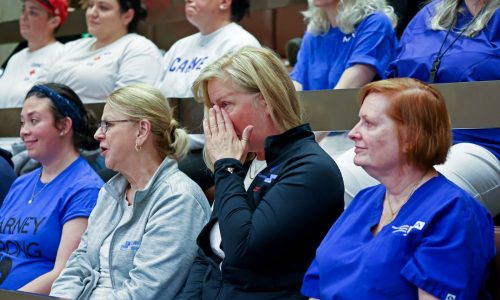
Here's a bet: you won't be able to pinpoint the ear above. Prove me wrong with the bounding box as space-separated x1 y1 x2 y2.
135 119 151 146
122 8 135 27
48 16 62 31
257 93 271 116
219 0 231 11
56 117 73 136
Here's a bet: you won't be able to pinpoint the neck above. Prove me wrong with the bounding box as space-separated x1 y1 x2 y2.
121 151 163 191
93 31 127 50
465 0 487 16
323 1 340 27
199 18 231 35
40 147 80 182
380 166 435 205
28 36 56 52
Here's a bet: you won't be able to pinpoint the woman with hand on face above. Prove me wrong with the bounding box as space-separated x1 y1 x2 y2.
180 46 344 300
46 0 162 103
50 84 211 300
0 83 103 294
0 0 67 108
302 78 494 300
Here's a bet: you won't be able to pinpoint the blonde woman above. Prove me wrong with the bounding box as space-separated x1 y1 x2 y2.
291 0 397 90
181 46 344 299
50 84 211 299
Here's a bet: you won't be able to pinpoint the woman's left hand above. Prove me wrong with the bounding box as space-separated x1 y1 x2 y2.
203 105 253 164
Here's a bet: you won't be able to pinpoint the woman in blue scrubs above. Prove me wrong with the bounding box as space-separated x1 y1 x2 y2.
302 78 495 299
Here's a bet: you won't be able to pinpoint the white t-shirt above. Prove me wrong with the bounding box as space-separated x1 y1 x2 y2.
89 198 134 299
0 42 63 108
209 159 267 260
158 22 260 98
46 33 162 103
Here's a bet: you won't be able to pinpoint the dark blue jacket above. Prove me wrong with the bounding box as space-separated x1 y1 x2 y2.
181 124 344 300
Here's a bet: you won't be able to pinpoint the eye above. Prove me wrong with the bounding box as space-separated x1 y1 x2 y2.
30 118 39 125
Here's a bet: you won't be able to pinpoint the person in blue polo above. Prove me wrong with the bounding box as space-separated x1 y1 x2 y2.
302 78 494 300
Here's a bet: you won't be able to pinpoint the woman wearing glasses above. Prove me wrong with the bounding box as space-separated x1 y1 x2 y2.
50 84 211 300
0 83 103 293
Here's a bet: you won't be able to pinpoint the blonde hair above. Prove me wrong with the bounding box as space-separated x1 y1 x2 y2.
303 0 397 35
106 84 189 161
192 46 303 170
430 0 499 37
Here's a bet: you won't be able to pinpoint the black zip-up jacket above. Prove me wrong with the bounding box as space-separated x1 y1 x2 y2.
180 124 344 300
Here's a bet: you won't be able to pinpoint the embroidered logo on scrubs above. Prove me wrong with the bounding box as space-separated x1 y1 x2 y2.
391 221 425 236
120 240 140 251
445 293 456 300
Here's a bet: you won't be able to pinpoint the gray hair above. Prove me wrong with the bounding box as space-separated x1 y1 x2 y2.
303 0 397 35
430 0 499 37
106 84 189 161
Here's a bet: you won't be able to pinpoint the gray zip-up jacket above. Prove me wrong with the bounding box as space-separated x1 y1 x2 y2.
50 158 211 300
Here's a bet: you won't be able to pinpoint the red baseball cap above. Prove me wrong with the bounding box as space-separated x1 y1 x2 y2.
33 0 69 25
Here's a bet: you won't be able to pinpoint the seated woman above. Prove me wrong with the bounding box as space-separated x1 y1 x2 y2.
0 83 103 293
0 0 67 108
180 47 344 299
291 0 397 91
302 78 495 299
340 0 500 213
50 84 211 299
46 0 162 103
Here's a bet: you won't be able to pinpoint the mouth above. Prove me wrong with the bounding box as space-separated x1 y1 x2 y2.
100 146 109 156
24 139 37 150
353 146 366 153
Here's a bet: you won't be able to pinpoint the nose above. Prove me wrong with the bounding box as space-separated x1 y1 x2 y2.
87 5 98 17
347 121 361 141
20 123 30 139
94 127 104 141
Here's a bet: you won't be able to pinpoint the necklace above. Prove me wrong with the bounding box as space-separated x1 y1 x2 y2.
384 171 428 225
429 4 487 83
28 169 51 205
248 159 266 180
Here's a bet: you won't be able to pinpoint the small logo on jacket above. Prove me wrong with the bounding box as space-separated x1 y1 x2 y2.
391 221 425 236
121 240 140 251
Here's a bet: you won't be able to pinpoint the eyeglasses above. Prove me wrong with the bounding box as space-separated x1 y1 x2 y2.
99 120 132 134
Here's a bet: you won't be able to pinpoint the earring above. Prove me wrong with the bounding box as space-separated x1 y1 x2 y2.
59 131 64 136
135 141 142 152
219 4 224 10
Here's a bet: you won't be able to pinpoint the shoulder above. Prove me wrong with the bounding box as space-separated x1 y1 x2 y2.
64 157 104 189
221 23 260 46
120 33 160 52
357 12 394 32
63 36 94 50
151 166 210 214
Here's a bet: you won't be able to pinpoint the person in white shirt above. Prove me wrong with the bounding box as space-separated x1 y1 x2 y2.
158 0 260 99
0 0 68 108
158 0 260 196
46 0 162 103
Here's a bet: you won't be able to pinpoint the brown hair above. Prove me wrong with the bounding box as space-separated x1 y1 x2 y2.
359 78 451 170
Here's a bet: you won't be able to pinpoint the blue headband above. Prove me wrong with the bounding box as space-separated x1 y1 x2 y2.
29 85 83 129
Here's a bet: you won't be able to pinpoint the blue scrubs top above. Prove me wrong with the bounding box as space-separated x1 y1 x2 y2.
385 0 500 159
302 174 495 299
291 12 397 90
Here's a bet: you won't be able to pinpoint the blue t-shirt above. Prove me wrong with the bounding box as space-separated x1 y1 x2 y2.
291 12 397 90
386 0 500 159
302 174 494 299
0 156 103 290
